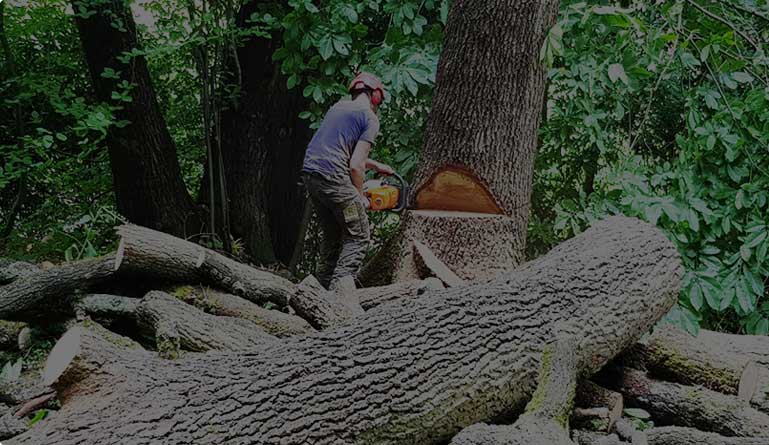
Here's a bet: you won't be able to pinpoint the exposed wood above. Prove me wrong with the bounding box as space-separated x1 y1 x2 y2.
12 217 683 445
0 256 117 322
116 224 295 306
450 337 579 445
573 381 623 432
639 324 769 413
169 285 315 337
135 291 275 354
413 240 466 287
357 279 444 311
415 167 503 214
13 392 55 418
289 276 363 330
615 368 769 437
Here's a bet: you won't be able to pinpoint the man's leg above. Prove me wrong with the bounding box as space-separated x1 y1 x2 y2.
329 195 371 291
308 187 342 290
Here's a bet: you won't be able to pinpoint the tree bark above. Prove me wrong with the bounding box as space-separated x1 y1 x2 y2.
115 224 295 306
364 0 560 283
290 276 363 330
134 291 275 355
208 0 312 264
357 279 444 311
639 325 769 413
450 337 578 445
0 256 117 322
614 368 769 437
170 285 315 337
644 426 769 445
10 216 682 445
70 0 200 236
0 261 39 285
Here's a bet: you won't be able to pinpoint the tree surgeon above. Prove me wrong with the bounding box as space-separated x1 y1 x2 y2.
301 72 395 291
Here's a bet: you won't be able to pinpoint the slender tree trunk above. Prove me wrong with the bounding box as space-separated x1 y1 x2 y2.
70 0 201 237
362 0 560 284
205 0 312 264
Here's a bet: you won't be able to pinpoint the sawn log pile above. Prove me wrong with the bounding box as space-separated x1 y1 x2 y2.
0 216 767 444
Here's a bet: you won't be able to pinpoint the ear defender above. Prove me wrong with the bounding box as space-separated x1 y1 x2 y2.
371 89 383 106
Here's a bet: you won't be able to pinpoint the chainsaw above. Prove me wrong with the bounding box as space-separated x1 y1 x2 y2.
363 173 410 212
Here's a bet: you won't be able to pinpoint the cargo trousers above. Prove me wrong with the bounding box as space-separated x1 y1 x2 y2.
304 173 371 290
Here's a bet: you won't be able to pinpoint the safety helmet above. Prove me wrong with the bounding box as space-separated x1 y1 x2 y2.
348 72 385 106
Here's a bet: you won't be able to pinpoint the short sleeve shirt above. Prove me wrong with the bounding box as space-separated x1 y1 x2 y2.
302 99 380 182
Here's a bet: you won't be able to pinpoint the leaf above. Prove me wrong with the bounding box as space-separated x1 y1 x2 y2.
317 36 334 60
720 287 735 311
732 72 753 84
608 63 629 85
688 281 704 310
28 409 48 427
304 1 319 14
755 319 769 336
624 408 651 420
736 278 755 313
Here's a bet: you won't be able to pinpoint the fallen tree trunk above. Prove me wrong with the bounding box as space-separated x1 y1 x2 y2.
0 256 117 321
450 337 578 445
615 368 769 437
357 279 444 311
640 325 769 413
289 276 363 330
75 294 139 321
11 217 682 445
644 426 769 445
115 224 295 306
135 291 275 355
0 261 38 285
169 285 315 337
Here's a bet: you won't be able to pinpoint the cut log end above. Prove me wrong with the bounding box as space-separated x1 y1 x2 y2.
43 326 83 388
415 167 504 214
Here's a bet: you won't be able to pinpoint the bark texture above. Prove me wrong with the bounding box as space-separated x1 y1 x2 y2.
290 276 363 330
76 294 138 321
135 291 275 354
615 368 769 437
12 216 682 445
170 285 315 337
357 279 444 311
214 0 313 263
644 427 769 445
361 210 523 285
641 325 769 412
0 256 117 321
0 261 38 285
450 337 578 445
116 224 295 306
70 0 200 236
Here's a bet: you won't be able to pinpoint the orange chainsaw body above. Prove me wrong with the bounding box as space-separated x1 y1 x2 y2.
364 173 409 212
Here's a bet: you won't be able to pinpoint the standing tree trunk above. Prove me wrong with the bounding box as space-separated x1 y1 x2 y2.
207 0 312 264
71 0 201 237
361 0 560 284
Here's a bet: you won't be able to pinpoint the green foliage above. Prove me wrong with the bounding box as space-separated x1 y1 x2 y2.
533 0 769 335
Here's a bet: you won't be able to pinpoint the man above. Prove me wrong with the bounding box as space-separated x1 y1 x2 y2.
302 72 395 291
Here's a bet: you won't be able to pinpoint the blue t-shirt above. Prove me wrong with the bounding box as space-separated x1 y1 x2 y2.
302 99 380 182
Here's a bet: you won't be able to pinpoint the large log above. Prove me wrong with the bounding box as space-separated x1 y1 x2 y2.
0 261 38 285
644 426 769 445
640 325 769 413
615 368 769 436
289 276 363 330
450 337 579 445
0 256 117 321
115 224 295 306
170 285 315 337
135 291 275 354
11 217 682 445
357 279 444 311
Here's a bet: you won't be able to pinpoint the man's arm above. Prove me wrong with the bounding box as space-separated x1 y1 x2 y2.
365 159 395 175
350 140 372 196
